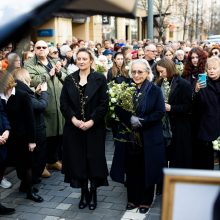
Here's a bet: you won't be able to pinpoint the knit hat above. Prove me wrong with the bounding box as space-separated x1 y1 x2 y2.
103 49 113 56
60 45 72 57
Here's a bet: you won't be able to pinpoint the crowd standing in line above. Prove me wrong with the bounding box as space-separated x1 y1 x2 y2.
0 37 220 215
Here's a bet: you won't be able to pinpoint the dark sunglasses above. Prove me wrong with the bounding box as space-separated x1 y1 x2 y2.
52 51 58 54
36 46 47 50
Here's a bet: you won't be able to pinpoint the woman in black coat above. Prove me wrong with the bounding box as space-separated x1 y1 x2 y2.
113 59 165 214
0 72 43 202
12 68 48 185
156 59 192 168
60 48 109 211
193 56 220 169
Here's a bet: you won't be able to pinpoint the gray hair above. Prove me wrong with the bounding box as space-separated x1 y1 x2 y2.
175 49 185 56
131 59 154 82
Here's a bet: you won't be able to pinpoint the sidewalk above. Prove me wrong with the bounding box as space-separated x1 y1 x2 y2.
0 132 162 220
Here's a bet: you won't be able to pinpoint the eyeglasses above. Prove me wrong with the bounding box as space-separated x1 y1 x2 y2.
131 70 144 75
146 50 157 53
52 51 58 54
36 46 47 50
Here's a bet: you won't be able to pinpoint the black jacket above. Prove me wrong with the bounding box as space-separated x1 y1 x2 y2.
168 76 193 168
193 78 220 141
16 80 48 130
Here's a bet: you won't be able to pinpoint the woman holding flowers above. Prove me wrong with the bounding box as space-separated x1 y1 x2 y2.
60 48 109 210
156 59 192 168
113 59 165 213
192 56 220 169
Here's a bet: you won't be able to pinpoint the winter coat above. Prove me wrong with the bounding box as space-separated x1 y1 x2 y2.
60 69 109 188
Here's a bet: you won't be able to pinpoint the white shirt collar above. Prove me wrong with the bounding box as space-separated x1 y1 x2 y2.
0 87 16 103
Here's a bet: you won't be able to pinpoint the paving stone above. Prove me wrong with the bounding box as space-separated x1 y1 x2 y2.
18 212 46 220
0 131 163 220
16 204 41 213
38 207 65 217
56 203 72 210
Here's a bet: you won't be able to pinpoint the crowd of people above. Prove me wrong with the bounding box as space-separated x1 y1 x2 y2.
0 37 219 215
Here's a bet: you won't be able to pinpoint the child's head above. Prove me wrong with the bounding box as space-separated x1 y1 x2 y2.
206 57 220 80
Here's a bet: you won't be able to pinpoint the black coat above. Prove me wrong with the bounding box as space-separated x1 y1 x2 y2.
15 80 48 178
111 81 166 186
168 76 193 168
193 78 220 141
6 88 36 167
60 70 109 188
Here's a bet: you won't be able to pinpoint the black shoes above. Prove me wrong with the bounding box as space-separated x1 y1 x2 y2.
139 206 149 214
126 203 137 210
27 192 44 203
0 204 15 215
78 188 90 209
88 188 97 210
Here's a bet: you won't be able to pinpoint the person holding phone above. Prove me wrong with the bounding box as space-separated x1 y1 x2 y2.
193 57 220 169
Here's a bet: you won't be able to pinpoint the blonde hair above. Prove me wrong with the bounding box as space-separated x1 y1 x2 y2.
11 68 31 86
206 56 220 69
0 71 16 94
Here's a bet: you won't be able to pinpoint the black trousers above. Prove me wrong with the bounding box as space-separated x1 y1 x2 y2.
46 135 63 164
125 144 154 206
32 130 47 183
193 139 214 170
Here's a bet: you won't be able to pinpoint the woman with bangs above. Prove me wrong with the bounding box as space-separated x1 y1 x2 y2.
156 59 192 169
107 52 130 83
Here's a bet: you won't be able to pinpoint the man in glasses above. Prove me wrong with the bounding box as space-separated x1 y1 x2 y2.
144 44 157 79
24 40 67 179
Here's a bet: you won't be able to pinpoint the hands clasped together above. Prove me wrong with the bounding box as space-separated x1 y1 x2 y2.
72 117 94 131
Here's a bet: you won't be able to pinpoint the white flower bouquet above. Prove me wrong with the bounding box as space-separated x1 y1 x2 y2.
107 81 137 120
213 137 220 151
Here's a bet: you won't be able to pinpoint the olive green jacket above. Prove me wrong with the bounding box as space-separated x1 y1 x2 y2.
24 56 68 137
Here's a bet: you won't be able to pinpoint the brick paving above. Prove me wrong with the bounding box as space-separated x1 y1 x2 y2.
0 132 162 220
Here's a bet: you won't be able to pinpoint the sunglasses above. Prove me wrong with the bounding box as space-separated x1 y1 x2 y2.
52 51 58 54
36 46 47 50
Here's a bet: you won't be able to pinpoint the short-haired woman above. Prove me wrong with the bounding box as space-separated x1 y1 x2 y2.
114 59 165 213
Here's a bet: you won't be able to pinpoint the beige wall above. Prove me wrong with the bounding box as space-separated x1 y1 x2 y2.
35 19 55 43
72 21 90 41
72 16 102 43
116 18 126 40
55 17 73 44
35 17 73 45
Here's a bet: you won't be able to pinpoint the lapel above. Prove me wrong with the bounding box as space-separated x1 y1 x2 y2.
84 71 101 103
168 76 179 103
68 71 80 105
